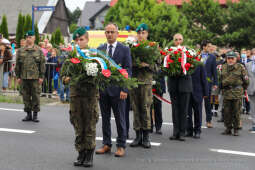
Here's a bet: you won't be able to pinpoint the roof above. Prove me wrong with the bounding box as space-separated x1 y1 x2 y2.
110 0 239 6
78 1 110 27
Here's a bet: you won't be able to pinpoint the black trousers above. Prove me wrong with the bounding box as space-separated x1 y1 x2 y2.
187 95 202 134
150 95 163 131
125 95 130 136
99 93 127 148
170 91 191 137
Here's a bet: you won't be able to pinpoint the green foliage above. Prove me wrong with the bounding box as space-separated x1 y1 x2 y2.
54 27 62 45
182 0 225 46
105 0 187 45
16 13 24 47
67 8 82 25
61 48 138 90
222 0 255 49
69 23 78 33
34 22 40 45
50 32 55 45
23 14 32 33
1 15 9 39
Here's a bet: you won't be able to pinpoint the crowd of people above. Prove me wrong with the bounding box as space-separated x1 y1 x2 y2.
1 22 255 167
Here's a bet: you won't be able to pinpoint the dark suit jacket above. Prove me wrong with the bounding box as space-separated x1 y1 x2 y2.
204 54 218 87
98 42 132 97
167 75 193 93
191 65 209 103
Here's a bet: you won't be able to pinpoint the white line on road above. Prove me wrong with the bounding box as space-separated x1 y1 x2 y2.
0 128 35 134
0 108 23 112
210 148 255 157
0 107 207 129
96 137 161 146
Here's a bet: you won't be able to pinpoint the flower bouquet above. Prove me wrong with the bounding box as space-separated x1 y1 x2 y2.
161 46 202 77
125 37 160 67
60 46 138 90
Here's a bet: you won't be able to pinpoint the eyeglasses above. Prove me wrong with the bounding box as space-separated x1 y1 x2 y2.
105 31 116 34
174 39 182 41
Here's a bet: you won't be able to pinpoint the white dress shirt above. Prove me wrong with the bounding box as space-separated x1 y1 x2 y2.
107 41 118 57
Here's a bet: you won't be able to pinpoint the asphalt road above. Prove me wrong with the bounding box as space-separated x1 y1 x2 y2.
0 99 255 170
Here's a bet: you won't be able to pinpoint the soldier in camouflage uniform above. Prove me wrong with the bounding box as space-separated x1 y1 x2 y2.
60 27 99 167
15 31 45 122
220 51 249 136
130 23 157 148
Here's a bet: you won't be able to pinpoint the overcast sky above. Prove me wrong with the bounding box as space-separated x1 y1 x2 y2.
64 0 110 12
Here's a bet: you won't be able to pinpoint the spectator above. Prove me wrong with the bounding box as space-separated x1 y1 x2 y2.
8 41 17 90
58 49 69 103
0 41 12 91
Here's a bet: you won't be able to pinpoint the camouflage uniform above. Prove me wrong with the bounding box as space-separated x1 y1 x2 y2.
15 45 45 113
221 63 249 132
60 57 99 152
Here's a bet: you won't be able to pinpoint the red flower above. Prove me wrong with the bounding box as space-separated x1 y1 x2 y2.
70 58 80 64
160 50 167 56
187 55 193 58
174 51 179 55
152 88 156 92
178 58 181 62
102 69 111 78
134 43 140 47
195 57 201 61
167 59 174 63
119 69 129 79
185 63 191 71
168 48 173 51
185 51 190 55
178 48 182 52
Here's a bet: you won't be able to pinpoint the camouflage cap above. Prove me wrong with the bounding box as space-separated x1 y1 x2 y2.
25 30 35 37
226 51 237 58
136 23 148 32
73 27 87 40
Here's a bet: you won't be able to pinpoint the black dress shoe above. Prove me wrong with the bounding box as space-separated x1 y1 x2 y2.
169 136 179 140
155 129 162 135
178 136 186 141
194 133 200 139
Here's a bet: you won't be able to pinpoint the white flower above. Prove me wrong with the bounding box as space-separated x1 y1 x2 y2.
85 63 99 76
152 81 156 85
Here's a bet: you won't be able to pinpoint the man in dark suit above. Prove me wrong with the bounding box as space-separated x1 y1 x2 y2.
186 65 208 139
95 23 132 157
168 33 193 141
201 40 218 128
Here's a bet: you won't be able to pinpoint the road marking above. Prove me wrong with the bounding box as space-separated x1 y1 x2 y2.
96 137 161 146
210 149 255 157
0 128 35 134
99 116 115 120
162 122 207 129
250 131 255 134
0 108 23 112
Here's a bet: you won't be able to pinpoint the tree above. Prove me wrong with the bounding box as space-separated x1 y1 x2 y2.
16 13 24 47
182 0 225 46
24 14 32 33
54 27 62 45
223 0 255 49
50 32 55 45
34 22 40 45
105 0 187 45
1 15 9 39
69 23 78 33
68 7 82 25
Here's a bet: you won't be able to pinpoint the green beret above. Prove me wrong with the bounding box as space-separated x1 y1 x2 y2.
25 30 35 37
136 23 148 32
226 51 237 58
73 27 87 40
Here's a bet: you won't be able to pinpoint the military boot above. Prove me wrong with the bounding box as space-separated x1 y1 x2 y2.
83 149 94 167
74 150 85 166
130 130 142 147
142 130 151 149
22 111 32 121
221 129 232 135
32 112 40 122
